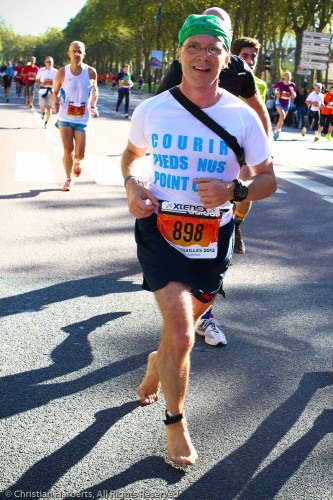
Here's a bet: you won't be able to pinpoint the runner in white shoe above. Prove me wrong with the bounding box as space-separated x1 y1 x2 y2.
196 311 227 346
273 72 297 140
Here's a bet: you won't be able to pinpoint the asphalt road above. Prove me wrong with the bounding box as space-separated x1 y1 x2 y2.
0 85 332 500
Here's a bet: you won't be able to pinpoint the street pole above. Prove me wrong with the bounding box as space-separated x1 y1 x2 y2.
154 2 162 93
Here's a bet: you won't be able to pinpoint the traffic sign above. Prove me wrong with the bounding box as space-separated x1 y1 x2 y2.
296 69 311 76
303 30 331 40
300 60 328 70
301 30 331 71
301 45 329 54
300 53 329 62
302 36 331 44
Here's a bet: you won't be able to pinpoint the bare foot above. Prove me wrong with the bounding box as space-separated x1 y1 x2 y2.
166 419 198 468
138 351 161 405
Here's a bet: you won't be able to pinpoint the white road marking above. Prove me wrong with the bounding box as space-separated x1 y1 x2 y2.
14 149 333 203
85 154 123 185
16 152 56 183
53 146 63 155
276 170 333 198
278 165 333 180
43 127 56 143
302 166 333 181
323 197 333 204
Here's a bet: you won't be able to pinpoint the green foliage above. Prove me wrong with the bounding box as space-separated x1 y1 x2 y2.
0 1 332 86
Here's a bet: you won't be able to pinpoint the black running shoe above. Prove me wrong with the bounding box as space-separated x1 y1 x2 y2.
234 226 245 254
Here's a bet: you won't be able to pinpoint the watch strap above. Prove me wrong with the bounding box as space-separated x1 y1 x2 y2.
169 86 246 167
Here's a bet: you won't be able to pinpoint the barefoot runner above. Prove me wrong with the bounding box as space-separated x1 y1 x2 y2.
121 14 276 468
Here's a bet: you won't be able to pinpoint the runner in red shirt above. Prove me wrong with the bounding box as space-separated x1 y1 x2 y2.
21 56 39 108
317 86 333 141
97 73 106 85
13 61 24 97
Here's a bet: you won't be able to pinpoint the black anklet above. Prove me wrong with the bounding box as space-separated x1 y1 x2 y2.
163 410 183 426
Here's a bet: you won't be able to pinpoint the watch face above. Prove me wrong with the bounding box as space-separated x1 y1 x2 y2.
234 180 248 201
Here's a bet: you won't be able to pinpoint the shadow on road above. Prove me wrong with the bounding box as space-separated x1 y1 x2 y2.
78 456 184 498
0 271 160 495
179 371 333 500
0 272 141 320
1 403 140 495
0 272 145 419
0 311 149 418
0 189 61 199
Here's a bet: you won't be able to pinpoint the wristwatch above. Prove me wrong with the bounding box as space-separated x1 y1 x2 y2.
232 179 248 202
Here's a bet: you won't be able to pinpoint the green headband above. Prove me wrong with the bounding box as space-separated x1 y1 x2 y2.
178 14 231 51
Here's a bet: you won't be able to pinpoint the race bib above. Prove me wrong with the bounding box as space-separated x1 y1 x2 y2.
67 102 86 118
43 79 53 87
157 201 222 259
281 91 291 99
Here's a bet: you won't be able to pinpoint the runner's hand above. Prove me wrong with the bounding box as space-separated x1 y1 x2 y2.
194 178 234 208
126 183 159 219
91 107 99 118
54 101 60 113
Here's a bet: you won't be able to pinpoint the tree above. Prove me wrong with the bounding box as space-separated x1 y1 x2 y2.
289 0 333 87
0 1 332 85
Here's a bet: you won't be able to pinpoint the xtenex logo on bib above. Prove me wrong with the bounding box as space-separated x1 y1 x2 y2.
161 202 221 217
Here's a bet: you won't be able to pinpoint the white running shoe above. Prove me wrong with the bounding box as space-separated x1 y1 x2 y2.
62 178 72 191
196 317 227 346
301 127 306 136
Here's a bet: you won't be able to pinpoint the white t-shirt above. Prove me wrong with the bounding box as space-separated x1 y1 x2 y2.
129 89 271 223
306 91 324 112
36 67 57 88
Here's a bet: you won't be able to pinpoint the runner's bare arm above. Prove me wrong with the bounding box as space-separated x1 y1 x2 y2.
52 67 65 112
121 140 159 219
89 67 99 116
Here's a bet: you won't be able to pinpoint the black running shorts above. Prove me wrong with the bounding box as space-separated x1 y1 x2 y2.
135 213 234 303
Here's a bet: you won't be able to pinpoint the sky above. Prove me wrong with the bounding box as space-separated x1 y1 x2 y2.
0 0 88 36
